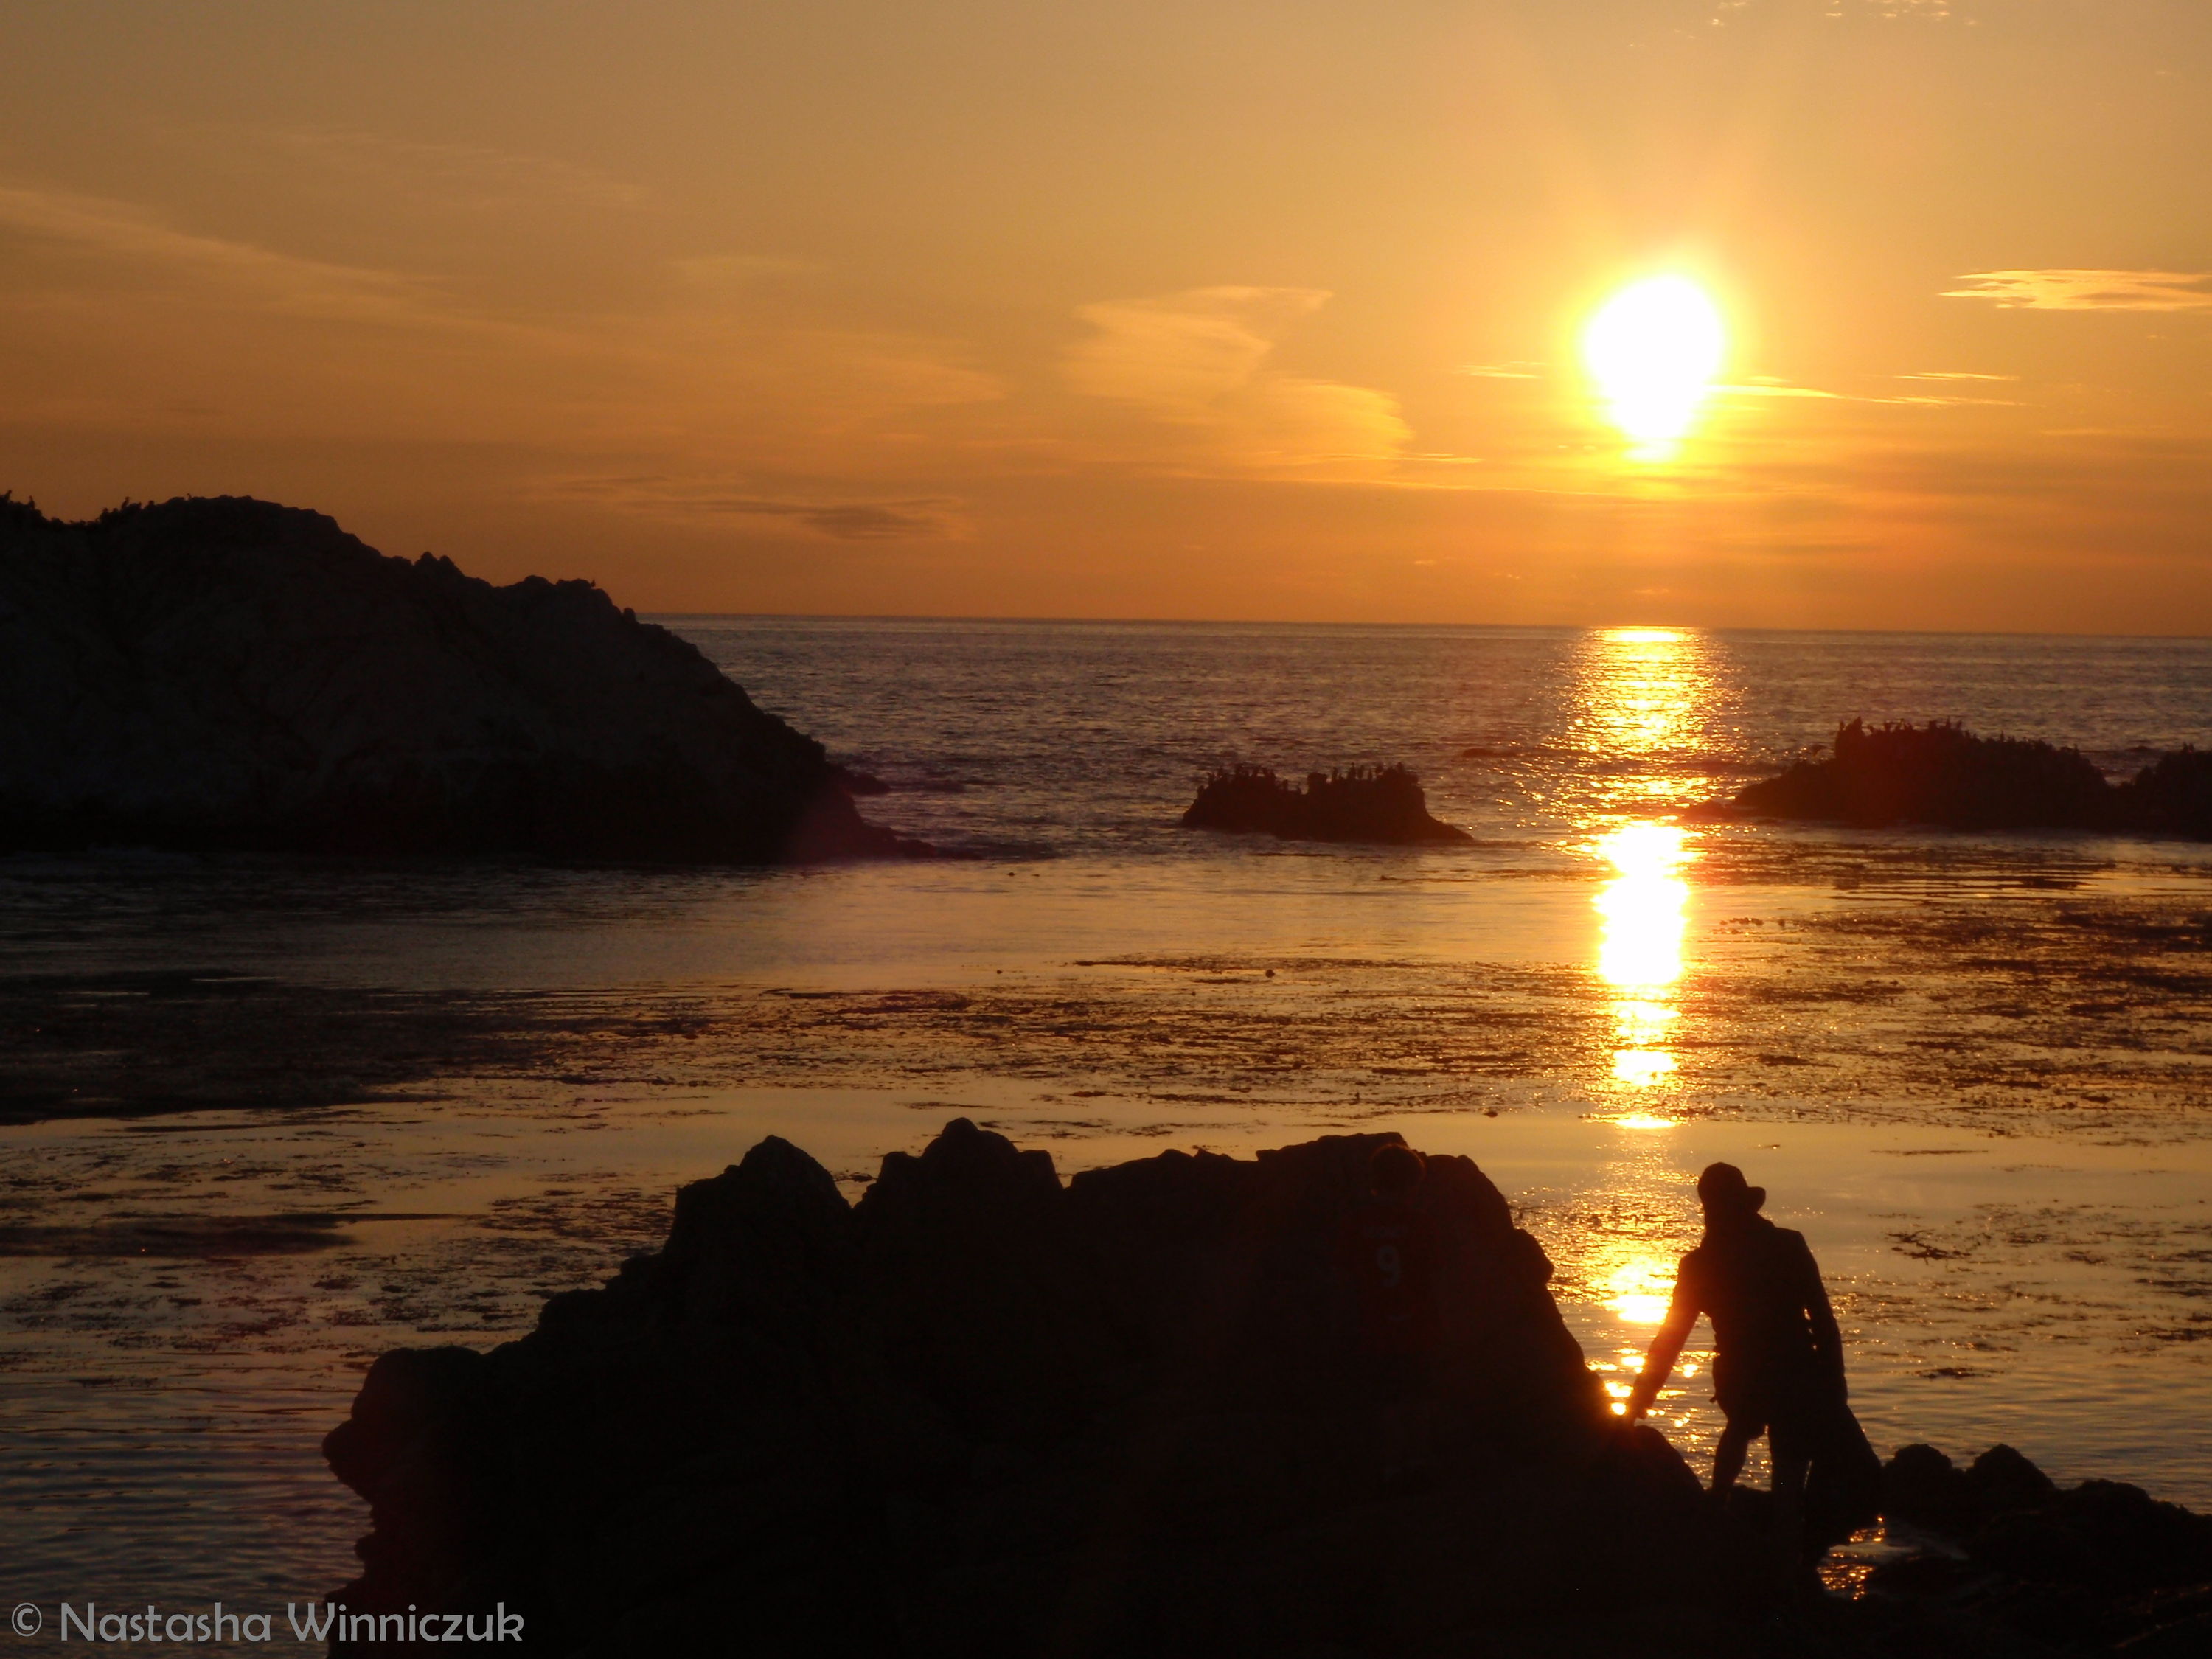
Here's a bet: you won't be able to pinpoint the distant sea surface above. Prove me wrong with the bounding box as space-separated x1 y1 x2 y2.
686 619 2212 860
7 620 2212 1635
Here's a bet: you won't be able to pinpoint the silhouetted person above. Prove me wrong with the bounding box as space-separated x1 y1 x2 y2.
1337 1142 1440 1480
1624 1163 1846 1558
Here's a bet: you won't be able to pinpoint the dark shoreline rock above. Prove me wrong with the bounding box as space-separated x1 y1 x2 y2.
1711 719 2212 840
0 494 923 863
1180 764 1473 845
1862 1443 2212 1655
323 1124 2212 1655
321 1122 1717 1658
320 1122 2212 1657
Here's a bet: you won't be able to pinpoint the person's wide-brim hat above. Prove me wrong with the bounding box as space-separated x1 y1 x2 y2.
1697 1161 1766 1215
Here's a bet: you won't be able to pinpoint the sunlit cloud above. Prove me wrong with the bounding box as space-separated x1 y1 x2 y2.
1714 380 1842 400
1898 372 2018 381
1458 361 1544 379
1944 270 2212 312
1712 0 1955 18
1068 286 1324 406
1708 375 2016 410
1065 286 1409 470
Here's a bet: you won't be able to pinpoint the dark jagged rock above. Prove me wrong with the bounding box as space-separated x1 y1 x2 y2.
1715 719 2212 841
830 764 893 796
1180 764 1472 845
2114 748 2212 839
1865 1444 2212 1654
1724 719 2112 832
323 1123 1724 1658
0 493 922 862
323 1127 2212 1656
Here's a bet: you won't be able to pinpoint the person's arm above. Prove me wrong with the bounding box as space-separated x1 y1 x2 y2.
1800 1240 1846 1392
1624 1281 1699 1422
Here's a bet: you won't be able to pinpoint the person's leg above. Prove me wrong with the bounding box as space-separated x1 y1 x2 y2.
1711 1416 1753 1493
1769 1419 1813 1565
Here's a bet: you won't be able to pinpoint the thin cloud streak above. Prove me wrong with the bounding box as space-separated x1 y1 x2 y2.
192 125 655 212
1714 382 1843 399
1944 270 2212 312
545 476 961 539
0 182 442 324
1065 287 1408 473
0 178 1004 464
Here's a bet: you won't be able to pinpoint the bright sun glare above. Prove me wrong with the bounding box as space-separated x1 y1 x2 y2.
1582 276 1726 459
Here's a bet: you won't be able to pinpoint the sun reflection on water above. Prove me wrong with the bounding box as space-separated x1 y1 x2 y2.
1551 628 1720 1412
1601 1253 1678 1326
1572 626 1718 1096
1596 821 1694 1092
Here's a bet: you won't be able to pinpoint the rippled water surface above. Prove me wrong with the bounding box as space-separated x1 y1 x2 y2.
6 621 2212 1632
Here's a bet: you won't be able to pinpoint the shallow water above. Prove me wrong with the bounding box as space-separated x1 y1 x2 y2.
4 621 2212 1628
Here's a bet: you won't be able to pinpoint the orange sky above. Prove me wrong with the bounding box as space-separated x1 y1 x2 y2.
4 1 2209 630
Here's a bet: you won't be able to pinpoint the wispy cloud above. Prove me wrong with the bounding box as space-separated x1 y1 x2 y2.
0 178 1004 464
1710 374 2017 408
253 128 650 212
0 182 440 324
1944 270 2212 312
1065 286 1408 470
1458 361 1543 380
1711 1 1958 25
1068 286 1326 409
1715 380 1843 400
670 253 820 285
546 476 960 538
1898 371 2017 381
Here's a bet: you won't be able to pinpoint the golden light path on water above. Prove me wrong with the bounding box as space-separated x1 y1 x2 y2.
1565 626 1722 1415
1596 820 1691 1093
1578 623 1710 1123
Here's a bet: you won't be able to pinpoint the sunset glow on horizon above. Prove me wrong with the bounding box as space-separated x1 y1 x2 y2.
4 4 2211 631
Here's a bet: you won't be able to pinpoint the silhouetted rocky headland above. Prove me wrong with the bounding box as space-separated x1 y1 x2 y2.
0 493 921 861
320 1121 2212 1657
1180 764 1473 845
1716 719 2212 838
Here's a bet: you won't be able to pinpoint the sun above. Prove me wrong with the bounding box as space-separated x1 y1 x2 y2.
1582 276 1726 460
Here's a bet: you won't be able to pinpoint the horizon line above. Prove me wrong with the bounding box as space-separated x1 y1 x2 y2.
639 612 2212 644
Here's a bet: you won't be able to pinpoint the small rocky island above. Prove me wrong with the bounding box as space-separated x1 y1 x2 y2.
322 1121 2212 1657
0 493 919 862
1180 764 1473 844
1717 718 2212 838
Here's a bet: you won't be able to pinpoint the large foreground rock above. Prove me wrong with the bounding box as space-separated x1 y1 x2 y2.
322 1121 2212 1657
322 1123 1721 1658
0 493 919 860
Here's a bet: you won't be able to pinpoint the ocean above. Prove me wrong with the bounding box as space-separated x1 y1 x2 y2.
5 620 2212 1627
